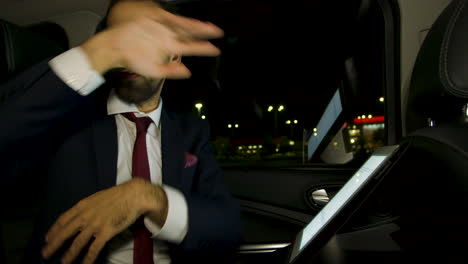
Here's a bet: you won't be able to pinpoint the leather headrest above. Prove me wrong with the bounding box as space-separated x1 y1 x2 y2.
0 19 66 84
406 0 468 133
439 0 468 98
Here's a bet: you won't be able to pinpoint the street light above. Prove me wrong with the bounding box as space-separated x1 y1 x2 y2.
228 123 238 137
195 103 203 116
286 119 298 138
201 115 206 120
268 105 286 136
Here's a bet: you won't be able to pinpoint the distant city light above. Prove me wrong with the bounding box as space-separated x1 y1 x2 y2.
353 116 385 124
361 115 366 118
314 132 318 137
275 148 279 152
228 124 232 128
278 105 285 112
294 120 298 124
195 103 203 116
268 106 274 112
363 124 385 130
201 115 206 119
286 120 291 124
313 128 317 132
350 139 356 144
289 141 295 146
333 142 338 147
368 114 373 118
259 145 263 149
253 145 257 149
379 97 385 102
238 146 243 150
349 129 360 136
235 124 239 128
248 145 252 149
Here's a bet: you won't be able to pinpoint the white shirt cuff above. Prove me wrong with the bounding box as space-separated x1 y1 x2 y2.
144 185 189 243
48 47 105 96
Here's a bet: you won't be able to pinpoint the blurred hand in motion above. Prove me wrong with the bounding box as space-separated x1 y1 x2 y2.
81 0 224 79
42 178 167 264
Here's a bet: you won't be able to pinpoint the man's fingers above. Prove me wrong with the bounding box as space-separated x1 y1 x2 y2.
160 12 224 39
45 209 78 242
171 40 221 57
178 20 224 40
157 63 192 79
82 235 108 264
61 230 95 264
42 215 84 259
142 19 221 57
133 61 191 80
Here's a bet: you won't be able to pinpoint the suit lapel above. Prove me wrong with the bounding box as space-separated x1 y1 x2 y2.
161 108 185 190
92 114 118 191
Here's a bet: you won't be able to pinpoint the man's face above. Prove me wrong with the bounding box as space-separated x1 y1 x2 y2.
104 69 164 104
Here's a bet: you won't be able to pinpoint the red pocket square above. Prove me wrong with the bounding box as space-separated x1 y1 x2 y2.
184 152 198 168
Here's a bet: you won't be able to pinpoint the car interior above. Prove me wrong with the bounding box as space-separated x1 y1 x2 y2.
0 0 467 263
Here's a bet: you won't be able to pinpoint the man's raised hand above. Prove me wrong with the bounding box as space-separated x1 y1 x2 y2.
81 0 224 79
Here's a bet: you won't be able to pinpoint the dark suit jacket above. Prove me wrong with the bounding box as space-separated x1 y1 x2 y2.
0 59 242 263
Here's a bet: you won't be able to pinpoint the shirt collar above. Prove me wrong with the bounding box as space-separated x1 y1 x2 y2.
107 89 162 127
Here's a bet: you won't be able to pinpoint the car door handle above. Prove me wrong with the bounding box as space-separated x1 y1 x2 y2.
306 185 343 210
311 189 330 207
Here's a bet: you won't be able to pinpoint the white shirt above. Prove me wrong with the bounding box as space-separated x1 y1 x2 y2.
49 47 189 264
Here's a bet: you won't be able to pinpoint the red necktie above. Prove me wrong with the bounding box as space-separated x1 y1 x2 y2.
122 112 154 264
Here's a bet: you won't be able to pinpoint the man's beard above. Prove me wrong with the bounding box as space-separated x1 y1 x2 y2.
105 69 163 104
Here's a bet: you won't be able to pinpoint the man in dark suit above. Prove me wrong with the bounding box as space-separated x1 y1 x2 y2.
0 0 242 263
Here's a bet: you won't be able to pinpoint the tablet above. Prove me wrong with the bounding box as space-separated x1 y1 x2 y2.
288 145 404 263
307 88 345 161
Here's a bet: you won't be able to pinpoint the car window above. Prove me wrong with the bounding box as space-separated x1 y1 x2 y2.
162 0 388 168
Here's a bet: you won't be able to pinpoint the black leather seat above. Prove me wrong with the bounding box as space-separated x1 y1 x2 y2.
0 19 66 85
405 0 468 133
398 0 468 261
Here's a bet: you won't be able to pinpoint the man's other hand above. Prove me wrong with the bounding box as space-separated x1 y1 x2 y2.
80 0 224 79
42 178 168 264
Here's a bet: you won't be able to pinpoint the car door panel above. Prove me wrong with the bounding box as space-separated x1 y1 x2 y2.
223 168 356 259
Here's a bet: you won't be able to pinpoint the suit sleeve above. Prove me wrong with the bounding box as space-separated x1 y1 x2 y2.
175 120 243 255
0 58 88 160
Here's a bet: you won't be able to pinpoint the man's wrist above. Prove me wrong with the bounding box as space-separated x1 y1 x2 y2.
133 178 169 227
80 31 120 74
